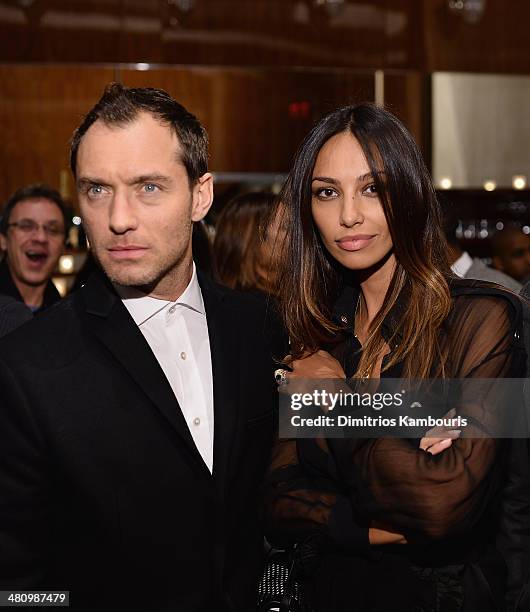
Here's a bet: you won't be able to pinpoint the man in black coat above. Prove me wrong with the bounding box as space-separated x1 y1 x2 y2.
0 294 32 338
0 83 281 611
0 184 67 313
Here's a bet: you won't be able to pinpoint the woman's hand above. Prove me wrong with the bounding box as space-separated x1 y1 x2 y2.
420 409 461 455
369 527 407 545
282 350 346 380
275 353 458 458
419 435 457 455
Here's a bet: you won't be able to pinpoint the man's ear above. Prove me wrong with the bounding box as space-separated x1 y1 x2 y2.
191 172 214 222
0 232 6 252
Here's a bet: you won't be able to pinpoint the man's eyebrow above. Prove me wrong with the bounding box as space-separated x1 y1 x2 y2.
128 174 172 185
76 175 173 189
76 177 111 189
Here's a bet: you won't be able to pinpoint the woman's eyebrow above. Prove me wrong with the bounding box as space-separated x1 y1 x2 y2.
312 172 384 184
358 171 385 181
311 176 339 184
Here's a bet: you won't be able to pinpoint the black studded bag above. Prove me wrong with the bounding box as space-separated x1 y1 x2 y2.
257 539 318 612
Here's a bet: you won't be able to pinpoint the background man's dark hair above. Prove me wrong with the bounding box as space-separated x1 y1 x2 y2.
70 83 209 184
0 183 69 236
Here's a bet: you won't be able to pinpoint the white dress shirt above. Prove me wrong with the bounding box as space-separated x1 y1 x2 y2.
451 250 474 278
116 264 214 472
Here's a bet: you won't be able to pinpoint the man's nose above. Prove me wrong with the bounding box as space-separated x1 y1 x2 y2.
32 225 49 242
109 193 138 234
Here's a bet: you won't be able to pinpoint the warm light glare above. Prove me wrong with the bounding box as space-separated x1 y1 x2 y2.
72 216 82 226
512 175 527 190
59 255 74 274
52 277 68 298
440 178 452 190
484 180 497 192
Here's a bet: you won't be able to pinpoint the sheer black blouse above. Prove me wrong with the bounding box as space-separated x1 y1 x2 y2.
263 278 527 558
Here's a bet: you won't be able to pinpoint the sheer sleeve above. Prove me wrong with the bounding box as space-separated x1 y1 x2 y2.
345 294 526 540
263 434 369 553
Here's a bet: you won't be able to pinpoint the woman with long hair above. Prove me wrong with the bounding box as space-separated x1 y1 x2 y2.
213 191 283 296
263 104 527 611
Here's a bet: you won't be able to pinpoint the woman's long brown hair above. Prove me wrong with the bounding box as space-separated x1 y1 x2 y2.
276 104 452 378
213 191 277 294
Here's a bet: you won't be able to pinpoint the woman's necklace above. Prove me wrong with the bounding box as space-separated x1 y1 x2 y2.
353 296 371 379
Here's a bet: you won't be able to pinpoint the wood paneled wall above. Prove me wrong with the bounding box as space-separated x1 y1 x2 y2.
122 67 374 173
422 0 530 74
0 65 115 204
0 0 423 69
0 1 527 73
0 64 396 204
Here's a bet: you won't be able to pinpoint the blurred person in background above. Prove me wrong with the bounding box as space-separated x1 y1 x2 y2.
492 227 530 286
522 281 530 416
213 191 284 296
0 184 67 313
443 209 522 291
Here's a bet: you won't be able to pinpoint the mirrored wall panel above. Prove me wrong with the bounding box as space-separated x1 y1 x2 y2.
432 72 530 190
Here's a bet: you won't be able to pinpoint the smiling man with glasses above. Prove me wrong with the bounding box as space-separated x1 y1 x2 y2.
0 184 68 312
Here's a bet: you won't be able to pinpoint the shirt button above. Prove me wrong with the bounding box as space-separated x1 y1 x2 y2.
169 305 176 314
180 352 187 360
193 417 201 426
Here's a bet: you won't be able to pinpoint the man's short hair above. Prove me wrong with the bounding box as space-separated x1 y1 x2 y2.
0 184 69 236
70 83 209 184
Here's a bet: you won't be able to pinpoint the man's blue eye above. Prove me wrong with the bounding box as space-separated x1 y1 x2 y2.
144 184 158 192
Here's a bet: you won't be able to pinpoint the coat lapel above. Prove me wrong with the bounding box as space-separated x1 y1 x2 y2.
79 270 210 475
198 273 241 495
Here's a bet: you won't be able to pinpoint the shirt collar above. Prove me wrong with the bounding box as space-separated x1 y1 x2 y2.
331 279 409 345
115 263 205 327
451 251 473 278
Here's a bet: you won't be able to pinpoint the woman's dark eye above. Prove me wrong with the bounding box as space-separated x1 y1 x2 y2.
315 187 338 199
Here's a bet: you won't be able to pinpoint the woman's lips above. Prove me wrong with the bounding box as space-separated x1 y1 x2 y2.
336 235 376 251
108 246 148 260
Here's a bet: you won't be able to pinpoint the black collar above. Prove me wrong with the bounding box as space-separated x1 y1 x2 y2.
331 280 408 345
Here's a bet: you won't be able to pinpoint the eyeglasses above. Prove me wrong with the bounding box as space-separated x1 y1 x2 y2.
7 220 65 238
